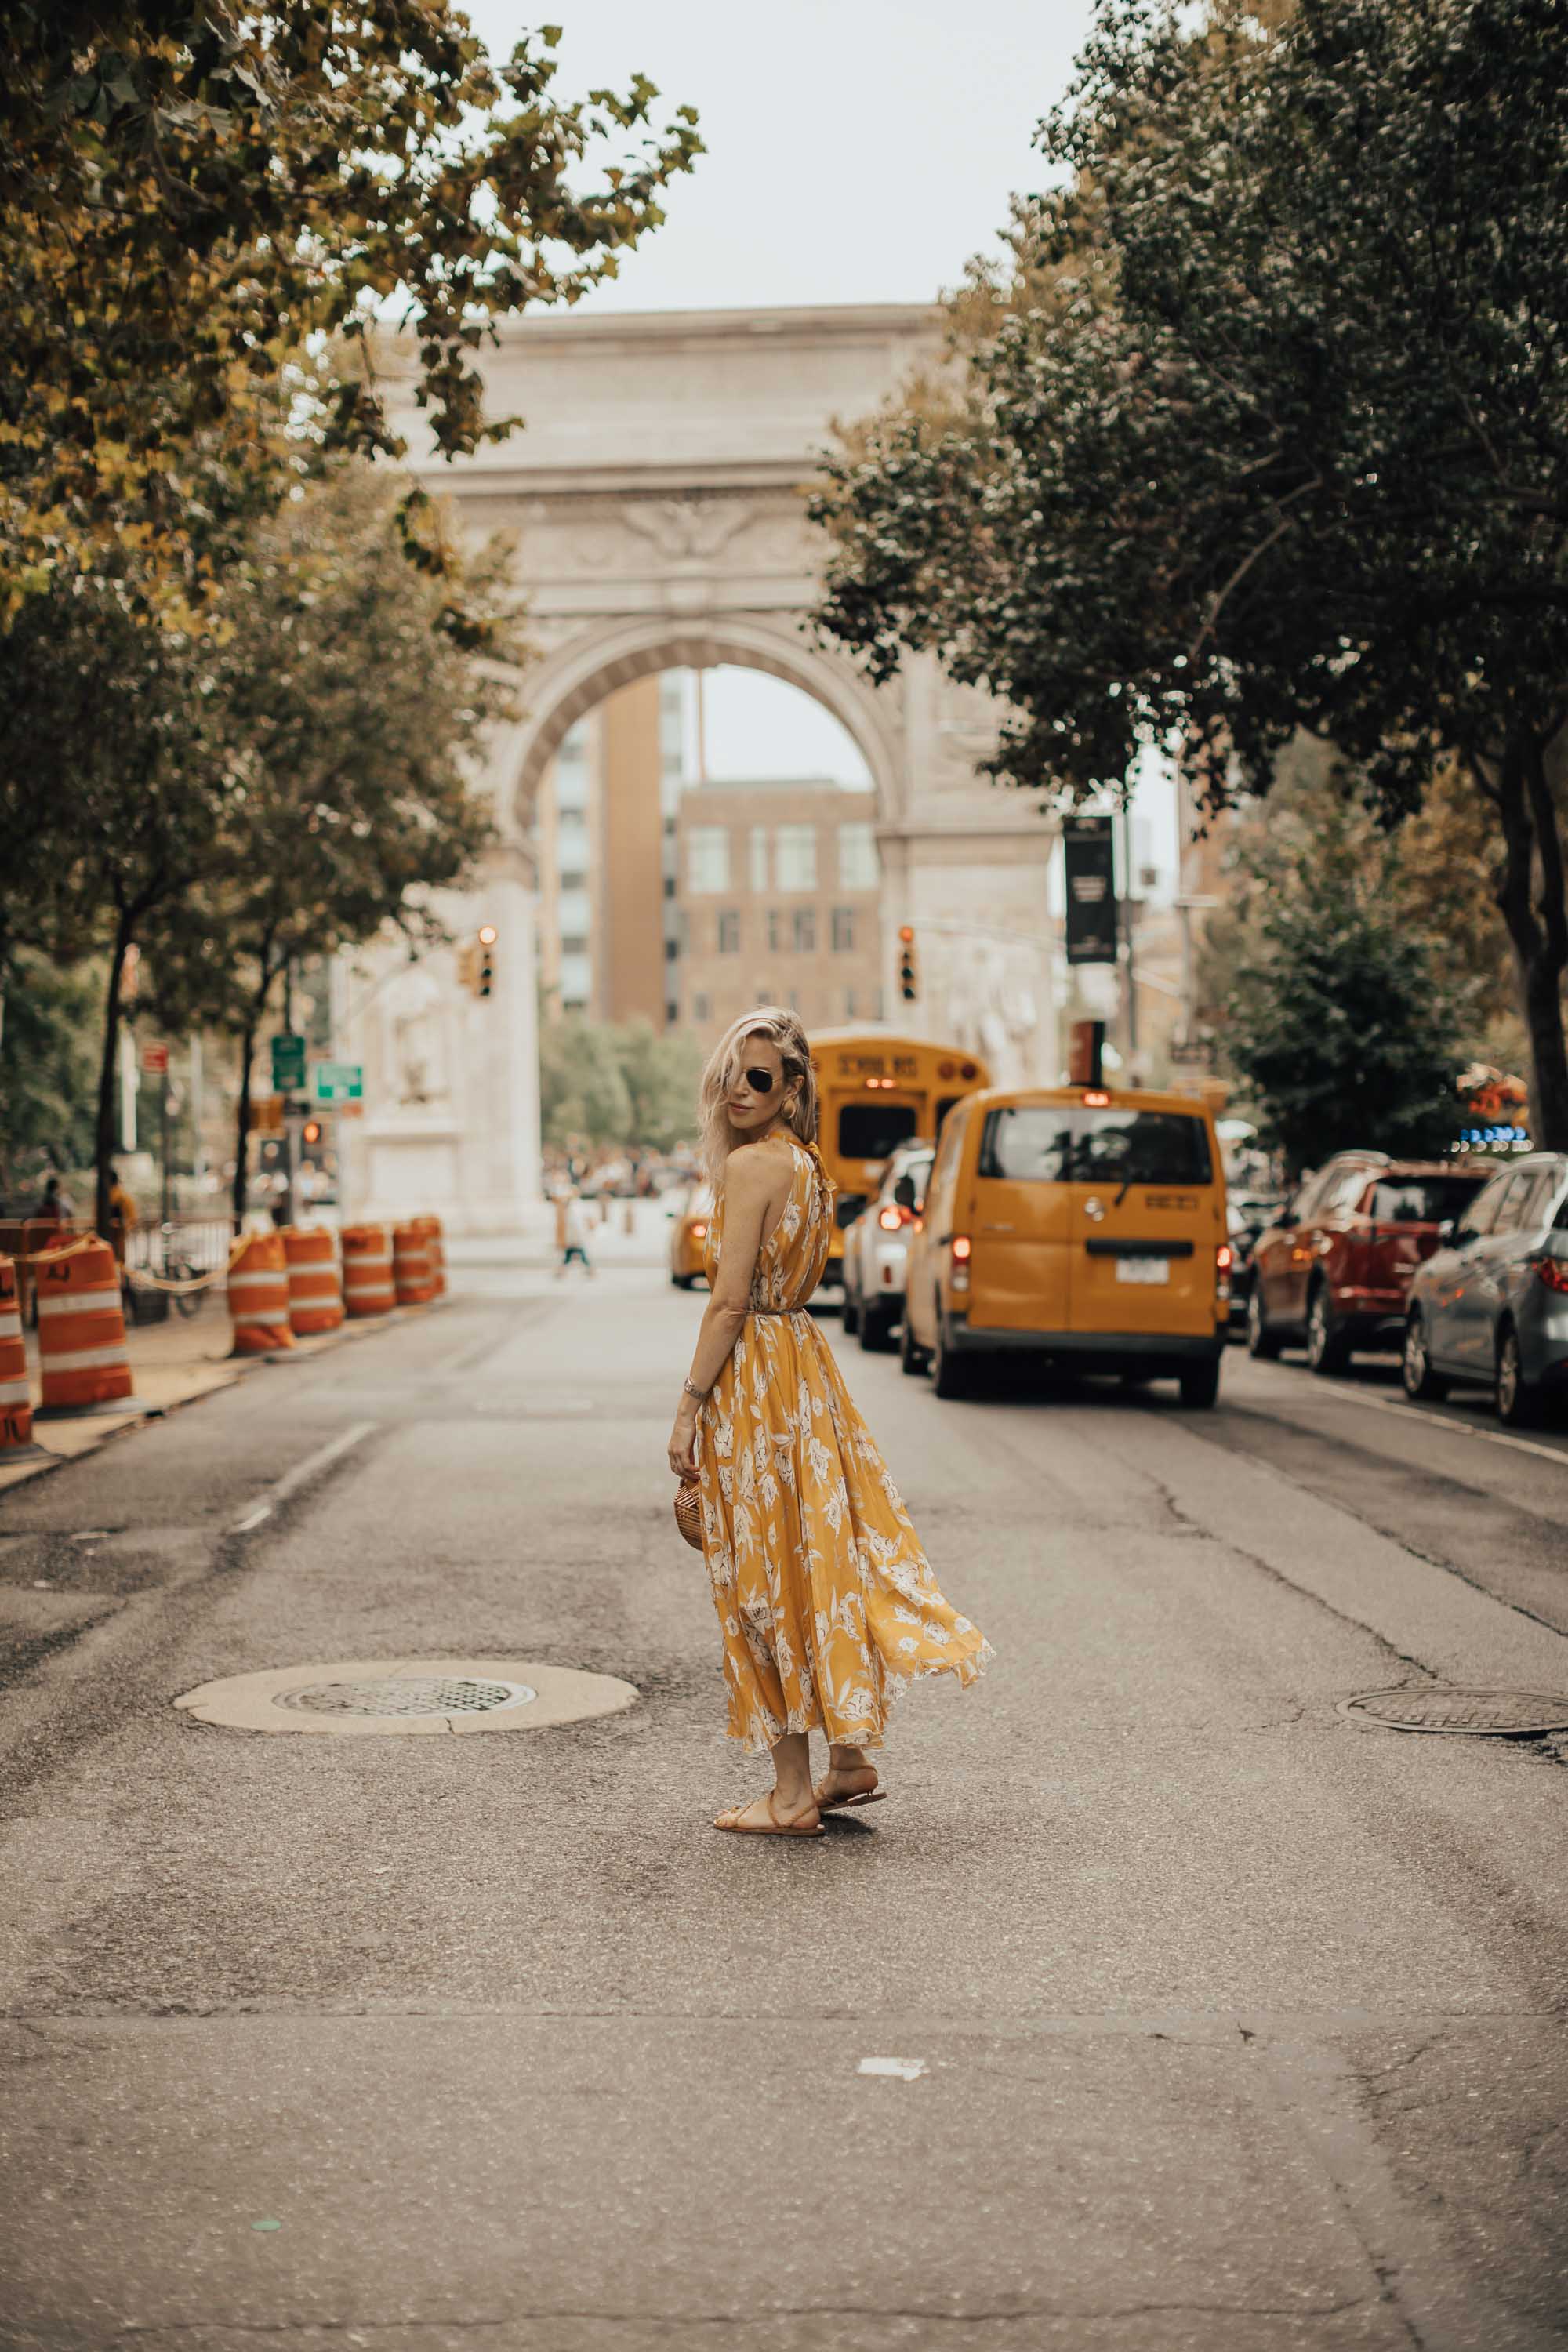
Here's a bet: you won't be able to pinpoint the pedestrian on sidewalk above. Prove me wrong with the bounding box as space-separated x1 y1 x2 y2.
554 1189 594 1279
667 1006 991 1839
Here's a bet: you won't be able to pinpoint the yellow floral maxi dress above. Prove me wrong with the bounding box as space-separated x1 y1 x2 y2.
697 1134 992 1756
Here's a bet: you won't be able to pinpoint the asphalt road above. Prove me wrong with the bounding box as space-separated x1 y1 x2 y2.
2 1271 1566 2352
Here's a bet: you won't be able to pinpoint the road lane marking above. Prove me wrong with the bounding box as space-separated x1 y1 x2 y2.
230 1421 379 1533
858 2056 927 2079
1286 1377 1568 1472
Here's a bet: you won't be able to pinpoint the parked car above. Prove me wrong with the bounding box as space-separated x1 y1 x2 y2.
1247 1152 1491 1372
1225 1191 1287 1333
667 1184 714 1290
1403 1154 1568 1424
842 1144 935 1352
901 1084 1229 1403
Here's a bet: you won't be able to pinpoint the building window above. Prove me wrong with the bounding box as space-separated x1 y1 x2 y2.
687 826 730 893
844 987 858 1018
750 826 769 892
694 992 710 1022
793 906 816 953
767 909 781 953
664 937 679 960
831 906 856 953
559 934 590 956
776 822 817 891
838 821 877 891
666 1001 679 1025
718 909 740 953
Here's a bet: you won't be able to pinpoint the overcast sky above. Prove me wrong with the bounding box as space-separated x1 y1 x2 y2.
463 1 1097 312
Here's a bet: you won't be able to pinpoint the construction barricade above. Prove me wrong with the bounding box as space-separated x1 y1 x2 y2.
392 1221 437 1307
281 1227 344 1337
342 1225 395 1318
0 1252 42 1457
33 1235 136 1414
227 1232 295 1356
413 1214 447 1299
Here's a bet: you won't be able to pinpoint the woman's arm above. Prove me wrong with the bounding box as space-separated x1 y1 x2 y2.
666 1147 782 1476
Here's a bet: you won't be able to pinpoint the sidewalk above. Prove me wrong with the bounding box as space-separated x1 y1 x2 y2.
1 1300 421 1500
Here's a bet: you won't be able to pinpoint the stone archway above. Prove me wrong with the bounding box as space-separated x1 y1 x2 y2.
336 306 1061 1236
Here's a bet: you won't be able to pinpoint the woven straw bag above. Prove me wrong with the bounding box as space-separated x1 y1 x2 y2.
674 1476 703 1551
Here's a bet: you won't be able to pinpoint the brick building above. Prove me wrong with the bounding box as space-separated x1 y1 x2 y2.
674 778 884 1043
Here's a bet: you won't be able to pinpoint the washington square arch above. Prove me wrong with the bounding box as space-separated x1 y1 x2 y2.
333 303 1060 1235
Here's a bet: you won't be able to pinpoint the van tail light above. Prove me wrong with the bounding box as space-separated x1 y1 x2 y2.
1534 1254 1568 1294
691 1221 707 1240
1215 1243 1232 1301
950 1233 971 1294
877 1206 902 1232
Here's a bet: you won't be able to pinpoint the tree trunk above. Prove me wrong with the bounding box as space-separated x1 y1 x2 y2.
94 915 133 1240
232 1018 256 1231
1491 728 1568 1152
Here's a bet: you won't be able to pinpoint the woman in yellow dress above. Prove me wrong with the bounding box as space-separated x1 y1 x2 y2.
667 1007 992 1838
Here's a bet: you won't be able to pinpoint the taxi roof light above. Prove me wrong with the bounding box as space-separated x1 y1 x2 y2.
1083 1088 1111 1107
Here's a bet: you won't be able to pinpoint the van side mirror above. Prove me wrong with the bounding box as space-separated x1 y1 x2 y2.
893 1174 917 1210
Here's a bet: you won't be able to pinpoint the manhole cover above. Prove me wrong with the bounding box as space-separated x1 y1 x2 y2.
277 1675 535 1718
1339 1687 1568 1737
172 1657 638 1737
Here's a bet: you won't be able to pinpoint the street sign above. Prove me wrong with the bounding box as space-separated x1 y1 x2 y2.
311 1060 364 1105
1063 815 1120 965
270 1032 307 1091
140 1042 169 1076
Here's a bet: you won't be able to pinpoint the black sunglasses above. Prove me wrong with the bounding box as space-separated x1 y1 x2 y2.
740 1065 778 1094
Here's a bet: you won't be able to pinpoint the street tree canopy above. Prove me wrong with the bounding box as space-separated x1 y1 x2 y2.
0 3 701 617
811 0 1568 1145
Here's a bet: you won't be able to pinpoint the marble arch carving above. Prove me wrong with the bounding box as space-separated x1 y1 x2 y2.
336 306 1059 1236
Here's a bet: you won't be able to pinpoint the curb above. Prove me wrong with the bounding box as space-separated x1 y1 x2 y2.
0 1298 448 1500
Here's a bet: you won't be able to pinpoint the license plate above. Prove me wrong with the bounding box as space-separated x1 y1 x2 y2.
1115 1257 1169 1285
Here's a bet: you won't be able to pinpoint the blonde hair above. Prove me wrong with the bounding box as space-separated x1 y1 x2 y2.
699 1006 818 1192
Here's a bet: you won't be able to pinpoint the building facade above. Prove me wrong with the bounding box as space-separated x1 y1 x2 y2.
674 779 883 1040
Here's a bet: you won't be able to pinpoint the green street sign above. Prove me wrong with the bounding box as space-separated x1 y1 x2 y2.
270 1032 307 1091
311 1059 364 1105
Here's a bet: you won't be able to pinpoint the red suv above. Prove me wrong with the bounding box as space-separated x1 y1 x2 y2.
1247 1152 1491 1373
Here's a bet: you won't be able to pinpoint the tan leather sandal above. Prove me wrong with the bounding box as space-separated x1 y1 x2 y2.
713 1791 825 1838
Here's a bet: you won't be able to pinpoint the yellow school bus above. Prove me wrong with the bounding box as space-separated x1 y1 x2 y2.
808 1027 992 1290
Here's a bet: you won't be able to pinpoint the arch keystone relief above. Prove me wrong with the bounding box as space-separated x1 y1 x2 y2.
336 305 1059 1236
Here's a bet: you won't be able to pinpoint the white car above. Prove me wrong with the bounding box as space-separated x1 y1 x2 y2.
841 1144 935 1353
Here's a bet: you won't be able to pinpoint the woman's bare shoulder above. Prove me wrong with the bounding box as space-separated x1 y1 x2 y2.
725 1140 791 1194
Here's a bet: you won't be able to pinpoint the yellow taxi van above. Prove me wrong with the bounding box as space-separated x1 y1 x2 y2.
667 1182 715 1290
900 1083 1230 1403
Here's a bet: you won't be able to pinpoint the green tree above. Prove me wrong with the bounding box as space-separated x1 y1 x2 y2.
1211 764 1467 1173
0 949 100 1201
143 468 507 1219
0 5 701 617
538 1018 633 1151
0 578 243 1236
811 0 1568 1145
611 1021 704 1152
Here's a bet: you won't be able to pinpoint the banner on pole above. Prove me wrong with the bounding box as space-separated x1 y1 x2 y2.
1063 815 1119 965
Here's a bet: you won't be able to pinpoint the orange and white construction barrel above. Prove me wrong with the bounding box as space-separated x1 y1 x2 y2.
34 1235 136 1414
281 1226 344 1337
392 1221 436 1308
413 1214 446 1299
342 1225 395 1318
228 1232 295 1356
0 1252 41 1455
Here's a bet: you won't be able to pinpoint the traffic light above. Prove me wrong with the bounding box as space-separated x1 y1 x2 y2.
302 1120 323 1147
459 926 499 999
897 925 918 1003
